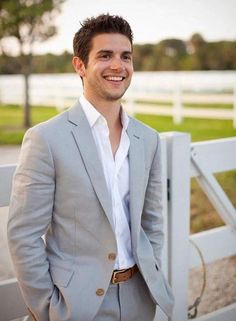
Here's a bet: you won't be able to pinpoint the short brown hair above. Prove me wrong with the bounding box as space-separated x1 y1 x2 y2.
73 14 133 66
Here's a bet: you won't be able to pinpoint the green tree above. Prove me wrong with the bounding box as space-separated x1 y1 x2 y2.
0 0 64 128
189 33 208 69
133 44 155 70
154 39 187 70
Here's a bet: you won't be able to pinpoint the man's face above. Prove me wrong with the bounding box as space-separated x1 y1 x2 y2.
73 33 133 103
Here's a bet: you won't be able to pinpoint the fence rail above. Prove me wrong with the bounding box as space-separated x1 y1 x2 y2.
124 87 236 128
1 73 236 127
0 132 236 321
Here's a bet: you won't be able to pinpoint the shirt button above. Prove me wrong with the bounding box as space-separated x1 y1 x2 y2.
108 253 116 261
96 288 105 296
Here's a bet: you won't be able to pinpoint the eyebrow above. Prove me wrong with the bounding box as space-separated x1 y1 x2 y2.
96 50 133 56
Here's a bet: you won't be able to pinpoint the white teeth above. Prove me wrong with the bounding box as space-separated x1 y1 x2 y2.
105 76 123 81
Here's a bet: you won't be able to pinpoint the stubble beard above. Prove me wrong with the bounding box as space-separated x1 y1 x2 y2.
101 79 131 102
103 91 126 101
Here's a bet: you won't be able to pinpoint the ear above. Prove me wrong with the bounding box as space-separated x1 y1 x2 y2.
72 56 86 77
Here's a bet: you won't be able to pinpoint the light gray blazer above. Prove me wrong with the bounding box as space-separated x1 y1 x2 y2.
7 101 174 321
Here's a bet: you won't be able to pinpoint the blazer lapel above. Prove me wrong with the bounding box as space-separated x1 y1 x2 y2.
68 101 114 231
127 120 146 248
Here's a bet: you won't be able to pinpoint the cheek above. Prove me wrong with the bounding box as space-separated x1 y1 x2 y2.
127 64 134 75
88 64 103 77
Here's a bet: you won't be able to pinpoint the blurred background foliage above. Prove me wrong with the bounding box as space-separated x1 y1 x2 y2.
0 33 236 74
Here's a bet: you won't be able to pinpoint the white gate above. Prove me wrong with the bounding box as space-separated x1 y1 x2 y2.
165 133 236 321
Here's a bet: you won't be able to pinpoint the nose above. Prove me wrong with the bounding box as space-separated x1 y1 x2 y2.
110 56 123 71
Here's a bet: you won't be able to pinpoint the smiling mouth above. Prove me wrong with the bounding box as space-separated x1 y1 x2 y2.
104 76 125 81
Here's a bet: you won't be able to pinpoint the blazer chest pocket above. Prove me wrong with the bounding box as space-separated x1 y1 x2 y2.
50 265 74 288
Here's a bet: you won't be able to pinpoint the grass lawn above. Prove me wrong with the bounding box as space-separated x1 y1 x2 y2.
0 104 58 145
136 114 236 142
1 103 235 144
190 171 236 233
0 103 235 234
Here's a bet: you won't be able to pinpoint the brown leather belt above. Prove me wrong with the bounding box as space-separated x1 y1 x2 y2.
111 264 139 284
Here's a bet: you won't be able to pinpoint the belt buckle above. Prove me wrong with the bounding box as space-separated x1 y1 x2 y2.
111 268 127 284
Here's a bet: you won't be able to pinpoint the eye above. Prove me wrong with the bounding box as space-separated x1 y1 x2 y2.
99 53 111 60
122 54 132 61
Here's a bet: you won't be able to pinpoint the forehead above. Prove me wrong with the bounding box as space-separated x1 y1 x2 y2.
90 33 132 53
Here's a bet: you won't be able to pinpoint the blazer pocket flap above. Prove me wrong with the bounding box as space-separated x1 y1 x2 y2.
50 265 74 287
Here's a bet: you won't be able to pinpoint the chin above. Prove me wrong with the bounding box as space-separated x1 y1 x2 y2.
105 89 128 101
105 94 124 101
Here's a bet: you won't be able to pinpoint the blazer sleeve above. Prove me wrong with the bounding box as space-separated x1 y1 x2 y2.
7 126 55 321
141 133 164 268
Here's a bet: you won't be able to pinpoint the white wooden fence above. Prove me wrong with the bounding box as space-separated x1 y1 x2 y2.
1 73 236 127
123 89 236 128
0 132 236 321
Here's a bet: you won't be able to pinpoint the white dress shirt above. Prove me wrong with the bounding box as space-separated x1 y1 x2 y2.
80 95 135 269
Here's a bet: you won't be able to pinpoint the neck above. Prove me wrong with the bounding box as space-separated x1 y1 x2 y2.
84 94 122 128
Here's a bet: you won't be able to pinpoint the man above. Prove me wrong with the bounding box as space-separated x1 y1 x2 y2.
8 14 174 321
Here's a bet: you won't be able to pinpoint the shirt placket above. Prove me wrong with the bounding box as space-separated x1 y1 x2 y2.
114 129 131 268
99 119 116 224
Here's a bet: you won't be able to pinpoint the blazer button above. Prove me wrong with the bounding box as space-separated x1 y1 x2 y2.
108 253 116 261
96 288 105 296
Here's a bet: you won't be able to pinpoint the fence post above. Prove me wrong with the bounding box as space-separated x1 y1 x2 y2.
233 86 236 129
153 137 169 321
165 132 191 321
173 85 183 125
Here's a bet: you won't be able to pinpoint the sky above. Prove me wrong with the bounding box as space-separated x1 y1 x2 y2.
4 0 236 55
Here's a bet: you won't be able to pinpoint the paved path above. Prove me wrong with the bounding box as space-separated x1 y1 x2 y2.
0 145 21 165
